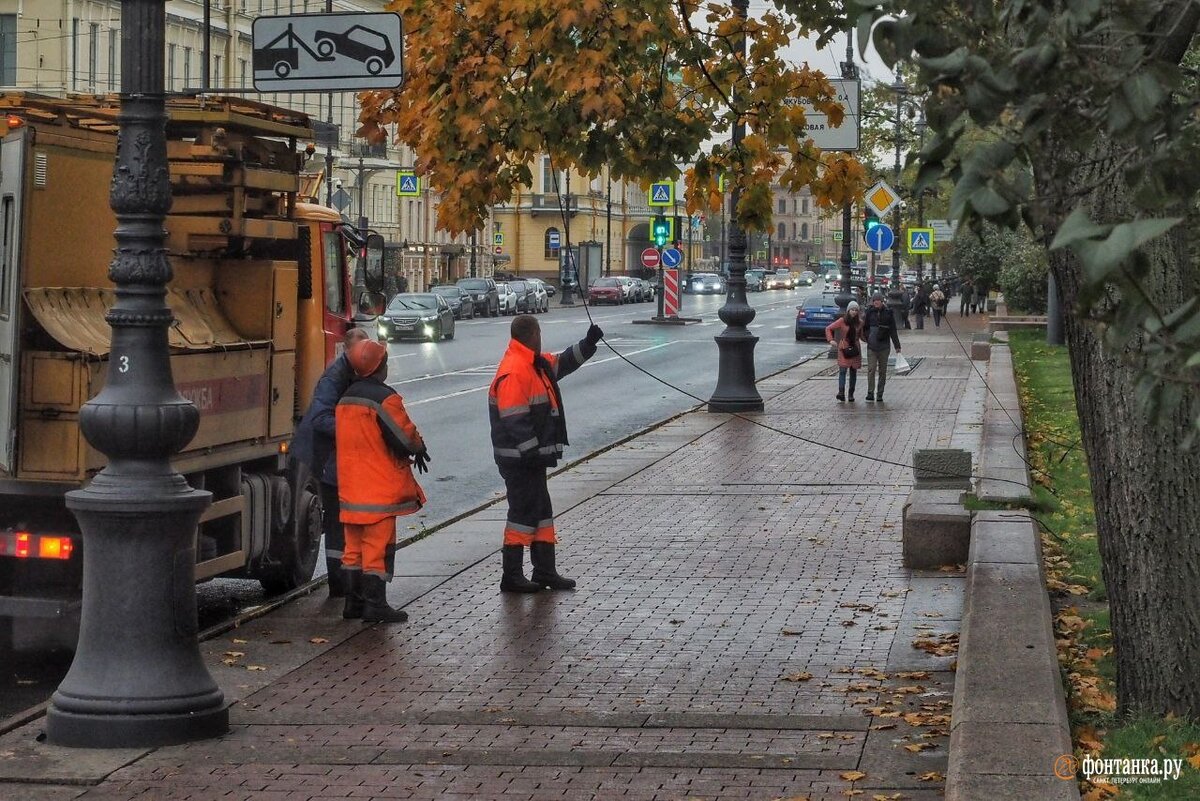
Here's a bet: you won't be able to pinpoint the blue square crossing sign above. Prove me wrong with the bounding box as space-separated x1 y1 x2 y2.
648 182 674 207
396 171 420 197
907 227 935 255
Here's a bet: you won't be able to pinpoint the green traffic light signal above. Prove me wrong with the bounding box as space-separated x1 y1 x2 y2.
863 213 880 237
652 216 670 247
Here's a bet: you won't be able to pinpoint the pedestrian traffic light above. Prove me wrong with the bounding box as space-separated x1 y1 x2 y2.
652 215 671 247
863 212 880 237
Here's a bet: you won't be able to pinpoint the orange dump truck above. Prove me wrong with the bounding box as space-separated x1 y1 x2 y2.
0 95 364 642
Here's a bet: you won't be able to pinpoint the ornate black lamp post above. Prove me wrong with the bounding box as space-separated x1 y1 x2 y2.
46 0 227 747
831 30 859 345
708 0 764 413
914 114 927 283
887 71 907 316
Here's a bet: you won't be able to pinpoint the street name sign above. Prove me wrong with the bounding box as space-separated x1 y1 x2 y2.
782 78 861 151
252 12 403 92
648 182 674 207
662 248 683 268
641 248 661 268
907 228 935 255
865 223 895 253
928 219 958 241
864 180 901 217
396 170 420 197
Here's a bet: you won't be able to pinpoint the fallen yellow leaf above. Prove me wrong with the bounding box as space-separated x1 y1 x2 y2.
309 637 329 644
246 665 268 671
917 771 944 782
840 770 867 782
781 671 814 682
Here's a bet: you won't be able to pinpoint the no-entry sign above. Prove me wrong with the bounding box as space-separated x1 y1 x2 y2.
641 248 661 269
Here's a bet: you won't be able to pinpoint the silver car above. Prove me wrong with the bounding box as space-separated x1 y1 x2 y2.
495 281 518 315
525 279 550 312
615 276 639 302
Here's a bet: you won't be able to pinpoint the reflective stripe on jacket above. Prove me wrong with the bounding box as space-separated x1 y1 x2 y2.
488 337 595 468
336 377 427 524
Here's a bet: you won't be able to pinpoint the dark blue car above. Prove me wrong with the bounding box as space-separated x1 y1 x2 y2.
795 293 842 341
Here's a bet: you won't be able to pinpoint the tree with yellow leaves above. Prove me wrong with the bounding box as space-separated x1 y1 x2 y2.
358 0 866 236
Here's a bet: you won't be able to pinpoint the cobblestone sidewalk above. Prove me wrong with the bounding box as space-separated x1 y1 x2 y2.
7 314 993 801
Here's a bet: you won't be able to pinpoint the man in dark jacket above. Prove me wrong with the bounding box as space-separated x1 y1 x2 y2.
863 292 902 402
290 327 369 597
488 315 603 593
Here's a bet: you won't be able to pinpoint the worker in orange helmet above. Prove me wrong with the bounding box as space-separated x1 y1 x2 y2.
488 315 603 592
336 339 429 623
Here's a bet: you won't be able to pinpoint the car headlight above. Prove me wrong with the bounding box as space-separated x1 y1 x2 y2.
421 315 437 322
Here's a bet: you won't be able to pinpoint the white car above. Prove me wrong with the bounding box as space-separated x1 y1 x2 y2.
615 276 639 302
495 281 518 315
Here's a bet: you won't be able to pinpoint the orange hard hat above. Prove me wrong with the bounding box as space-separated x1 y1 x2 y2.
347 339 387 378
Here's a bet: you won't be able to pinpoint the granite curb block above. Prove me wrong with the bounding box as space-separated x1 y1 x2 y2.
945 510 1078 801
978 343 1033 503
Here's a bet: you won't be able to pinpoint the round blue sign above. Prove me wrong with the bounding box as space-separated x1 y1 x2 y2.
866 224 895 253
662 248 683 267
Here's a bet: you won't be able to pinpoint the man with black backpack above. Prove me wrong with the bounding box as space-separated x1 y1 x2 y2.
863 291 902 403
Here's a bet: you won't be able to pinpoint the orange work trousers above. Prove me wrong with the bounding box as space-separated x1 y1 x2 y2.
341 517 396 580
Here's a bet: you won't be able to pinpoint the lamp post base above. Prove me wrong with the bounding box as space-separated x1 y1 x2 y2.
45 702 229 749
708 331 764 413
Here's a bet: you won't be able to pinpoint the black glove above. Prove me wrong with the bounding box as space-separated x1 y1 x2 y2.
585 324 604 345
413 449 431 474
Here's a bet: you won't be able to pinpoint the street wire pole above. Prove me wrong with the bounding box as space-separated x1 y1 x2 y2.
914 114 927 283
46 0 227 747
606 172 612 276
324 0 334 207
560 170 575 305
888 69 906 317
470 229 477 277
831 29 858 359
708 0 764 413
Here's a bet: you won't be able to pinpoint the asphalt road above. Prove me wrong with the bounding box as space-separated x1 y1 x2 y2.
0 282 830 722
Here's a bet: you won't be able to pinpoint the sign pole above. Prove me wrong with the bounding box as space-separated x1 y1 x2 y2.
657 244 665 319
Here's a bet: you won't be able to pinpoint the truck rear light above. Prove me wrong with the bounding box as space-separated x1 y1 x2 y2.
39 537 73 560
0 531 74 559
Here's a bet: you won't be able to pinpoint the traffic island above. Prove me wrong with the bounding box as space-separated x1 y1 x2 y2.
632 316 702 326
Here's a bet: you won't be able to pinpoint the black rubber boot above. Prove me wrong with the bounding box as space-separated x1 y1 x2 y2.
500 545 542 593
835 392 845 402
530 542 576 590
360 575 408 623
326 558 346 598
342 570 364 620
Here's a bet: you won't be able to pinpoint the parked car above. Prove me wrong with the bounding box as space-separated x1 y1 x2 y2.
431 284 475 319
794 293 843 340
746 269 767 292
797 270 818 286
542 280 557 297
495 281 519 315
588 277 625 305
638 278 656 301
613 275 640 302
688 272 724 294
378 293 456 342
456 277 500 316
507 279 536 313
525 278 551 312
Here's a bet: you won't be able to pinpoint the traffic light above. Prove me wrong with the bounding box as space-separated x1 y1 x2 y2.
863 211 881 238
652 215 671 247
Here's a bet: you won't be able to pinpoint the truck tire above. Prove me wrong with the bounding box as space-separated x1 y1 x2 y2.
258 480 322 595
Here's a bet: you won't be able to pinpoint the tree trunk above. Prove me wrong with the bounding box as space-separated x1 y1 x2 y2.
1041 169 1200 717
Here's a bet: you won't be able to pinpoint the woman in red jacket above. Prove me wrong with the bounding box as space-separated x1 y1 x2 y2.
826 300 864 402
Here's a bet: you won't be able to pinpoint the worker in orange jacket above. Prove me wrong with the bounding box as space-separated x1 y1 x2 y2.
488 315 603 592
336 339 429 623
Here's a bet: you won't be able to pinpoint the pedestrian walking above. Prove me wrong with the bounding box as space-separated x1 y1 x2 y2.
489 315 603 593
912 285 930 330
975 282 988 315
336 339 429 624
826 300 864 402
960 278 973 317
289 327 369 598
863 291 902 402
899 285 912 329
929 284 947 328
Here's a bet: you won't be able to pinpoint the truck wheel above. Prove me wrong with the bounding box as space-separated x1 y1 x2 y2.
258 482 322 596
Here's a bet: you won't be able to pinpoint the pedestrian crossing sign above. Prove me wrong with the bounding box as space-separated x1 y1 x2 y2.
832 231 844 241
907 227 935 255
648 182 674 207
493 232 503 246
396 171 420 197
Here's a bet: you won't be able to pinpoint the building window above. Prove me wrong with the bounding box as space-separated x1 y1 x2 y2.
793 199 798 213
239 58 247 89
802 197 810 214
213 55 222 87
801 223 809 240
792 222 797 240
545 227 561 258
167 44 176 91
777 198 786 214
183 47 192 89
108 30 117 90
71 19 79 90
776 223 785 240
88 23 98 89
542 157 564 195
0 16 15 86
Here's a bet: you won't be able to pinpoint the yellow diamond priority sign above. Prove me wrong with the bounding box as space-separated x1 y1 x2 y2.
865 180 900 217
